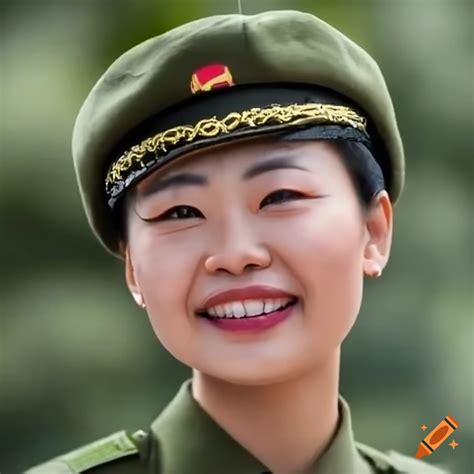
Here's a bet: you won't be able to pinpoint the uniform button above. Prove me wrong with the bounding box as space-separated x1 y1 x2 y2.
131 429 148 442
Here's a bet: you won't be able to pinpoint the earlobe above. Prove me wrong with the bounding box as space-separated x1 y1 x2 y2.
363 191 393 278
124 245 146 309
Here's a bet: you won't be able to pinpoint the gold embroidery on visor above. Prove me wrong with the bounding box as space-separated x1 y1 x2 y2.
105 103 367 193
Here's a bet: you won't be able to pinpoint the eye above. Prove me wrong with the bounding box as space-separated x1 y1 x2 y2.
145 205 203 222
260 189 305 208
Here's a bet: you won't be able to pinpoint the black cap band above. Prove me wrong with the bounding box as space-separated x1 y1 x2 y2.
105 83 387 209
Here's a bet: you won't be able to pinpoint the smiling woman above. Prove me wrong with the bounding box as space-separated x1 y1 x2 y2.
26 9 450 474
123 137 391 391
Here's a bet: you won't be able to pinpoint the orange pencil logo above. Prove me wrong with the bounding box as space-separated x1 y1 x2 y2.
416 415 459 458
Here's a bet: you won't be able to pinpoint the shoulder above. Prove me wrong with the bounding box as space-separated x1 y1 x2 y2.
356 442 452 474
25 429 150 473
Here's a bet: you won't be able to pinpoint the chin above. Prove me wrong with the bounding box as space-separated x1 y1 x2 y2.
194 354 313 387
208 371 291 387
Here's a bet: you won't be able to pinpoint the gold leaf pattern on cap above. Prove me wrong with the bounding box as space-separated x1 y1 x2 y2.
105 103 367 193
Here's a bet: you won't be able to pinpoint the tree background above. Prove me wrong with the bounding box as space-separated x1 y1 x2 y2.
1 0 472 472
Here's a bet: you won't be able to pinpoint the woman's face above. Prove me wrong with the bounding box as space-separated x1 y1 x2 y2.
124 137 389 385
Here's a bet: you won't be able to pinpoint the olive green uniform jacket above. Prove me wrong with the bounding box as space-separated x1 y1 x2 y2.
26 378 449 473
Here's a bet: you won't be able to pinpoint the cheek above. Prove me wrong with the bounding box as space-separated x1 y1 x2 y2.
286 202 365 340
128 226 201 356
130 223 201 293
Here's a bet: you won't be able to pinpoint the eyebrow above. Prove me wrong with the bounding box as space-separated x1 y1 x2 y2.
138 156 310 197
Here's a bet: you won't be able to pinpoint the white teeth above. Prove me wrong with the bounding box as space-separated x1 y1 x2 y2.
263 300 276 313
206 297 294 318
243 300 265 316
232 302 246 318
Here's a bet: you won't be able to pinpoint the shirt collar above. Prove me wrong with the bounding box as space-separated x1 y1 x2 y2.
150 378 372 474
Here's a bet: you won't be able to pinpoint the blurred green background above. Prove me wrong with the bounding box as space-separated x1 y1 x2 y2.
1 0 472 472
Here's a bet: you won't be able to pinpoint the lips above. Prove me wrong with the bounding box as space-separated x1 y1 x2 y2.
198 298 298 331
195 285 298 314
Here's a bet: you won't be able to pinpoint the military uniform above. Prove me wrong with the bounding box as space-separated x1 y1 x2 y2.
25 9 450 474
26 378 448 473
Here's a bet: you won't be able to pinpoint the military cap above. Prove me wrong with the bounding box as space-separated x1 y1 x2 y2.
72 10 405 257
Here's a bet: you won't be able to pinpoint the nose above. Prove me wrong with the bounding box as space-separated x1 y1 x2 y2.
204 214 272 275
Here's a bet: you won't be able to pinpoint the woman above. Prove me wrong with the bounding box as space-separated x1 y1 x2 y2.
27 10 449 474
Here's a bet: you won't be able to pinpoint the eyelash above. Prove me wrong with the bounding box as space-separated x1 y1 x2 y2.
148 189 305 222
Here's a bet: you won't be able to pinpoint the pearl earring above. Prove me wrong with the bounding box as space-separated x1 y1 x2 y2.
371 267 382 278
365 265 382 278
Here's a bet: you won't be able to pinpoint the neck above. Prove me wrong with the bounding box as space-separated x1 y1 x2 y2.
192 349 341 473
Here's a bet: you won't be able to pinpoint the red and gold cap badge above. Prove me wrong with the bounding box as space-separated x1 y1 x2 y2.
190 63 235 94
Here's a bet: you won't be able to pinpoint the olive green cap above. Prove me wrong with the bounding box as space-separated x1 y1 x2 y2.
72 10 404 257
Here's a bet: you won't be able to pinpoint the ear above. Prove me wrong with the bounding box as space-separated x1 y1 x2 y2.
123 243 146 308
363 190 393 278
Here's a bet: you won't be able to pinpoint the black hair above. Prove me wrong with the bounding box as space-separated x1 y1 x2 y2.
331 140 386 211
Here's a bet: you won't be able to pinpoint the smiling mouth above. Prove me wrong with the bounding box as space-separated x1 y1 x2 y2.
196 297 298 320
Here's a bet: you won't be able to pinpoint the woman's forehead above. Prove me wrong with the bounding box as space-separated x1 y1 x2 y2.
137 137 334 189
